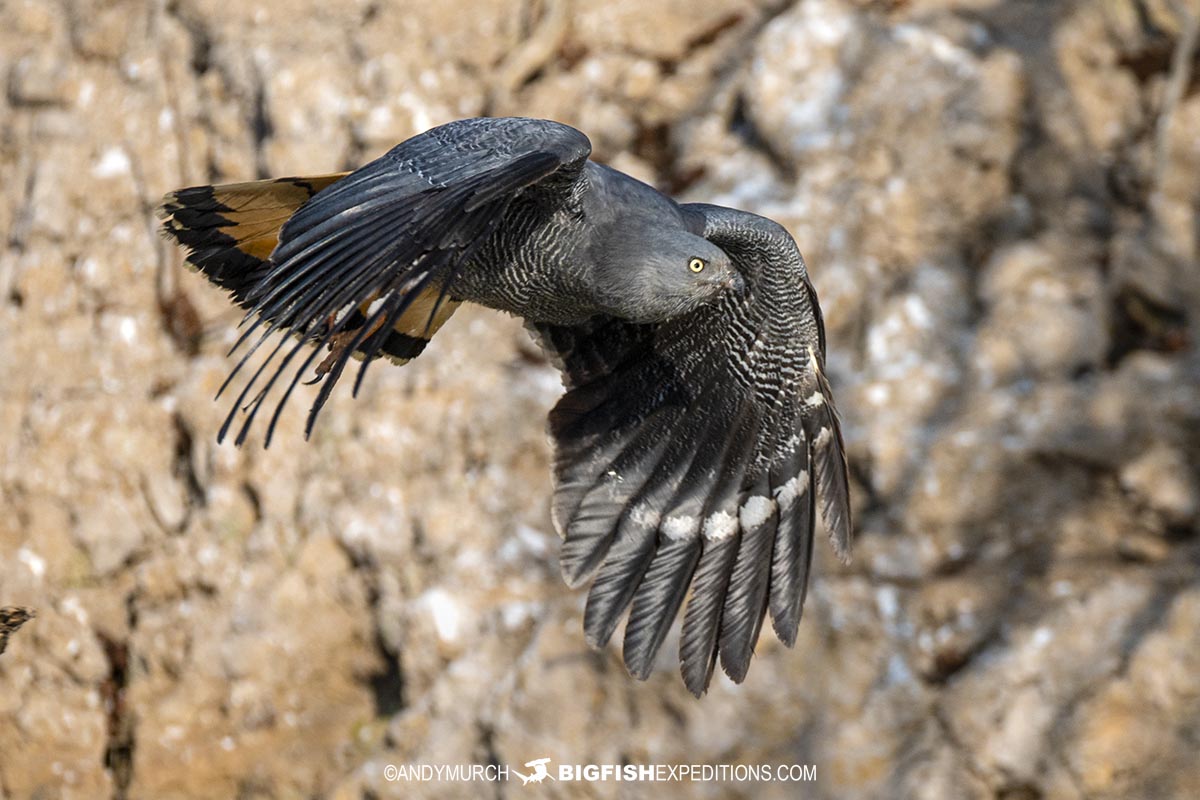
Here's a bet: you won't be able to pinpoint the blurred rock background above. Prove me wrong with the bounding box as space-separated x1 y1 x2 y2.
1 0 1198 798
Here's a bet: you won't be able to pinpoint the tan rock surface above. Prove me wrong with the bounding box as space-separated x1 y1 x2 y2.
1 1 1198 798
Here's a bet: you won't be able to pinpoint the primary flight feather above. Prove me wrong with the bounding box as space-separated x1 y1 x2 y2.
159 116 851 696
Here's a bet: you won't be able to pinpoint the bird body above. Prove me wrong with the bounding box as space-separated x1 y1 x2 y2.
159 116 851 696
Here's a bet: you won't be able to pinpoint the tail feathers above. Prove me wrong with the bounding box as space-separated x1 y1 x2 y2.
159 174 348 303
316 286 461 370
158 174 459 368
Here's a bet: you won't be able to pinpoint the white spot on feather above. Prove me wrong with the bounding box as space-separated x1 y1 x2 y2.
662 515 699 540
702 511 738 541
739 496 775 529
773 470 810 511
805 391 826 408
364 296 387 317
630 505 661 529
815 428 833 449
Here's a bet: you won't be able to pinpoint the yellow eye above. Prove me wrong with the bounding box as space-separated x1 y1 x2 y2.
688 257 706 273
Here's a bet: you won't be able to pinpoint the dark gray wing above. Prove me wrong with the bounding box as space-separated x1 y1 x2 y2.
219 117 590 445
533 204 850 696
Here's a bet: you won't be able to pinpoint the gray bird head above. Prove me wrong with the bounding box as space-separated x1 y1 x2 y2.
588 221 743 323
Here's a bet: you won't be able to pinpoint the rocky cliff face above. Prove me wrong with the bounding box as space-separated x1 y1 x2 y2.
1 1 1197 798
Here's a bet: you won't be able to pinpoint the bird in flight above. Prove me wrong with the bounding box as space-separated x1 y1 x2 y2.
159 117 851 696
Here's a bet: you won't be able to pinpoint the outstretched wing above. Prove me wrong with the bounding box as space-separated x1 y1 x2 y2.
194 117 590 445
533 204 851 696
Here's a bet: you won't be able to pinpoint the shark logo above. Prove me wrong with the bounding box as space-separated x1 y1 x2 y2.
511 757 554 785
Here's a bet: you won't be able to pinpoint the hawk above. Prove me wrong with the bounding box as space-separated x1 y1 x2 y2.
159 117 851 696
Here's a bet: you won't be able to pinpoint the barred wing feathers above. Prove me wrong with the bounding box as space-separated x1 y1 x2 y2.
161 117 591 446
536 204 851 695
